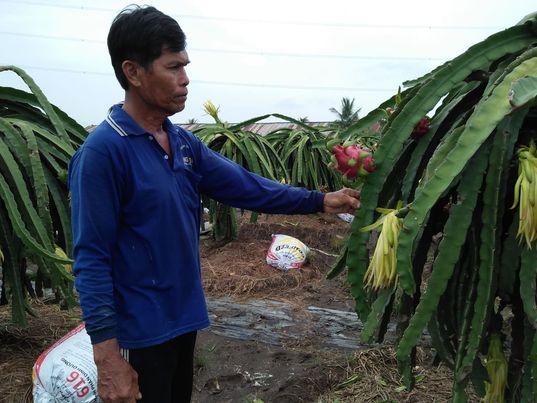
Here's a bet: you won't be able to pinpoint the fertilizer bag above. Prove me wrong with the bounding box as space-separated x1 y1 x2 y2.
33 323 99 402
266 234 309 270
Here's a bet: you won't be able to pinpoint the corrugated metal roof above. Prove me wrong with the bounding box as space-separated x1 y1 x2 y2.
87 122 332 135
180 121 331 135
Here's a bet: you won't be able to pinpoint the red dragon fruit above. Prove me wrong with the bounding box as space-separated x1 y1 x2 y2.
412 117 431 138
329 143 375 179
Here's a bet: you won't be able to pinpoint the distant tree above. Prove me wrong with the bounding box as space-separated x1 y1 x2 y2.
329 97 361 129
187 118 198 124
298 116 310 123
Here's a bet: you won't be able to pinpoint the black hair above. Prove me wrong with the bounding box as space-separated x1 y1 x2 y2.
107 5 186 90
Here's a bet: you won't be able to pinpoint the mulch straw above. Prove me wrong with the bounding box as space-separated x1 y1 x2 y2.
319 346 479 402
200 212 349 301
0 301 81 402
201 238 328 299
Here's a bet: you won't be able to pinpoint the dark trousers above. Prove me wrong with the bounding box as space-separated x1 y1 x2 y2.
122 331 197 403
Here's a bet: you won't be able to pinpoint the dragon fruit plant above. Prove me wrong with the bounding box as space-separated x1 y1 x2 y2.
0 66 86 324
265 115 342 192
384 106 431 139
194 101 287 242
328 13 537 402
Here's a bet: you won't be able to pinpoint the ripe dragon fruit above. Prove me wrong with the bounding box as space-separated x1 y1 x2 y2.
412 117 431 138
328 143 375 179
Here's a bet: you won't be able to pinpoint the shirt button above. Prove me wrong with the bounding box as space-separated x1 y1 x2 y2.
164 155 169 160
148 136 153 140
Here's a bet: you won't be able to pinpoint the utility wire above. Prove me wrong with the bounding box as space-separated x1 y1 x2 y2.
0 0 503 31
0 31 447 62
0 31 103 44
193 80 395 92
10 64 396 92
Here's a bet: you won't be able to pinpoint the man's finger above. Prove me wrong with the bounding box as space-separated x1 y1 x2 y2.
132 381 142 401
346 195 360 209
342 187 360 199
131 368 141 400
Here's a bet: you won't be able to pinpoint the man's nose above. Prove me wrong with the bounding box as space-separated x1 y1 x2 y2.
180 71 189 87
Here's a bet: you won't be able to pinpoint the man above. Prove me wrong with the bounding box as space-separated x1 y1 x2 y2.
68 5 360 403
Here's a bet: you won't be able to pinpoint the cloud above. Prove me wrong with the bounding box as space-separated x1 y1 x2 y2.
1 0 535 125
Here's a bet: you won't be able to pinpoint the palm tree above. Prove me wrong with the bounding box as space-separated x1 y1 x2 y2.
329 97 361 129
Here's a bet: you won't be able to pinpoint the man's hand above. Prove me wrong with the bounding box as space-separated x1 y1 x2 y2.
93 338 141 403
323 188 360 214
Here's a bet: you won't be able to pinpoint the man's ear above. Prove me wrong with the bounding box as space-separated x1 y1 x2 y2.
122 60 142 88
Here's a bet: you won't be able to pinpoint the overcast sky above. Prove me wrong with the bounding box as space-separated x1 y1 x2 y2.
1 0 535 127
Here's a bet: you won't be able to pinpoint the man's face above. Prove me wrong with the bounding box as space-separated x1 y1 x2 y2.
137 49 190 115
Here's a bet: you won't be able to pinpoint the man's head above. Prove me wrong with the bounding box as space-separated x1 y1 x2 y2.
108 6 190 114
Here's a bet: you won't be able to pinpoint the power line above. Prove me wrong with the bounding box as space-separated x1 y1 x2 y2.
0 0 503 31
192 47 445 61
0 31 103 44
0 0 111 12
177 14 501 31
0 31 447 62
194 80 394 92
13 65 111 76
9 64 395 92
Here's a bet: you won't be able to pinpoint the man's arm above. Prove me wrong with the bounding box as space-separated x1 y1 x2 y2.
69 146 121 344
192 137 359 214
69 145 140 402
194 139 324 214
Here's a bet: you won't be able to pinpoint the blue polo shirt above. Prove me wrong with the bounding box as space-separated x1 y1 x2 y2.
68 104 325 349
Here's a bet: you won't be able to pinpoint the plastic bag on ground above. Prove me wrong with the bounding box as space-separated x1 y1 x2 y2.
33 323 99 402
266 234 309 271
337 213 354 223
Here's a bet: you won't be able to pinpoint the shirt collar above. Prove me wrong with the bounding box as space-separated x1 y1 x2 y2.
106 104 177 137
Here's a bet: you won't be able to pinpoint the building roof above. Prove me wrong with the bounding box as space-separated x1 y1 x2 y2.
86 121 333 136
180 121 331 135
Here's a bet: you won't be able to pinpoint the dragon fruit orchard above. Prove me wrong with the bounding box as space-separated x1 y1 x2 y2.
327 13 537 402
